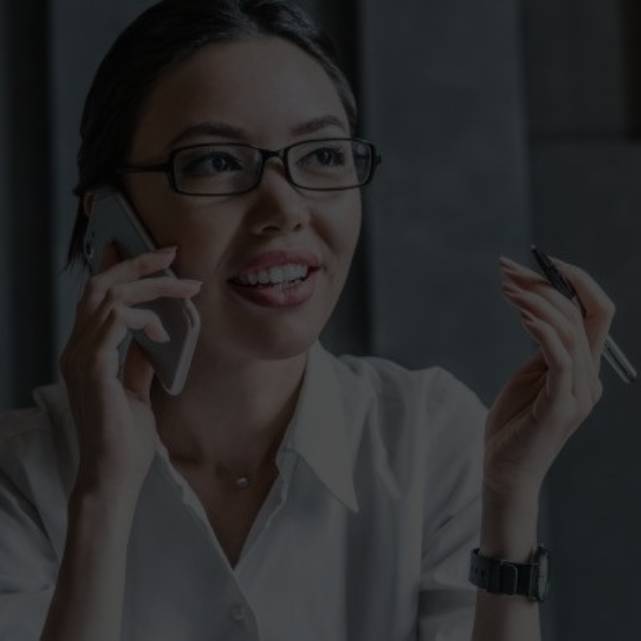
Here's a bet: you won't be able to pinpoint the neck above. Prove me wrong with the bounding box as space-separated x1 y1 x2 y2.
150 346 308 473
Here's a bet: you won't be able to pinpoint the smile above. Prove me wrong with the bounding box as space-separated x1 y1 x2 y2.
230 264 311 287
227 267 320 308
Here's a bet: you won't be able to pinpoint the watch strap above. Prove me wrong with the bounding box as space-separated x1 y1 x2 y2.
469 546 547 600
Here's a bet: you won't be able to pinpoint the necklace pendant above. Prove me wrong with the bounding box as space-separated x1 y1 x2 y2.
235 476 250 489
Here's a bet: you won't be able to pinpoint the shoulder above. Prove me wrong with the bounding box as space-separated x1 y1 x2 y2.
0 382 77 506
324 348 486 531
332 350 487 446
0 383 75 559
0 405 51 446
0 403 56 479
325 346 486 460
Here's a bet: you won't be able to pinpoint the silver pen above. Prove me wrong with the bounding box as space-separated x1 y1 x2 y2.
531 245 637 384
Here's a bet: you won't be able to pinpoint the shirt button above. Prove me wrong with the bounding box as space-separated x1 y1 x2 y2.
230 604 245 622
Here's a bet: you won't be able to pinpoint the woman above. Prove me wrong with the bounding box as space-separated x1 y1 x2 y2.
0 1 614 640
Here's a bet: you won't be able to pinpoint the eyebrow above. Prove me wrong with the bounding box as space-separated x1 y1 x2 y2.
167 115 348 148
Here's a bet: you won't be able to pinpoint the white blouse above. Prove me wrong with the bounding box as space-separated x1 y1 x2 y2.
0 339 487 641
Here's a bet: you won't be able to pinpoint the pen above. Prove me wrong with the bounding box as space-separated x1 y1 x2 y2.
530 245 637 384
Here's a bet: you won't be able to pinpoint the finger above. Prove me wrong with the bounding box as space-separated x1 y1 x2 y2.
499 256 549 285
106 276 203 306
549 257 616 366
519 312 574 407
503 283 596 399
502 283 592 363
122 340 155 402
502 261 606 382
501 267 584 326
75 241 123 319
82 305 169 383
96 305 168 355
522 312 600 432
76 249 179 327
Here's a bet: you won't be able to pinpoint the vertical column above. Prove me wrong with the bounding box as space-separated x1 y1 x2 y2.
525 2 641 639
0 0 12 408
2 1 52 408
358 0 532 404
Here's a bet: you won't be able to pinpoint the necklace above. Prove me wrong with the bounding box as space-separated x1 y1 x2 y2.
213 447 279 490
213 462 250 489
235 476 250 489
206 423 285 490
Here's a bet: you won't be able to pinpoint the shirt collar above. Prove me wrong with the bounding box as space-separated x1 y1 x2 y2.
31 339 359 513
283 340 359 513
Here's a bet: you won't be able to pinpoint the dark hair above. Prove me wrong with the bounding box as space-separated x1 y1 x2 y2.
64 0 358 273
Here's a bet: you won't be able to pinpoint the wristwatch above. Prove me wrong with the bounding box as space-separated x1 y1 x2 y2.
468 545 550 602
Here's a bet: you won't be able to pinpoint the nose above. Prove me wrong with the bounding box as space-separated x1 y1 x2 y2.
248 157 311 234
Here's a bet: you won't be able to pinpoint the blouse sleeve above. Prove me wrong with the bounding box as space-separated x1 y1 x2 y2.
0 430 59 640
417 368 487 641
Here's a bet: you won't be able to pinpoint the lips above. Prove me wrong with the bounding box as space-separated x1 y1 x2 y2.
228 266 319 308
229 249 321 280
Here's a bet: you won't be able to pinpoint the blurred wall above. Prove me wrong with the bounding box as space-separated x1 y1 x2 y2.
525 1 641 638
360 0 532 404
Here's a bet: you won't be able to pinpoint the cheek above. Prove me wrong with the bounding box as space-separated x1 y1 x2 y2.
330 196 362 258
172 214 239 278
127 184 237 276
314 199 361 295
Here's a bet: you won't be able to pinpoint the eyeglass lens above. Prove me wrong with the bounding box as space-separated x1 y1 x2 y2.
173 140 373 195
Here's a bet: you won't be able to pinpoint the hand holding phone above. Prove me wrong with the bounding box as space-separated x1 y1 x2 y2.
59 242 203 500
82 188 201 395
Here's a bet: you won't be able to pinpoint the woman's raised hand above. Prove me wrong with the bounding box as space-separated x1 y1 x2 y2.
483 256 616 504
59 243 202 497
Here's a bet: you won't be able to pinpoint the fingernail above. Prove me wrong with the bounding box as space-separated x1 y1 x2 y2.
499 256 521 270
183 279 203 289
157 246 177 254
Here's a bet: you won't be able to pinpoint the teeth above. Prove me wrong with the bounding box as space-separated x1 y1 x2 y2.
236 264 309 286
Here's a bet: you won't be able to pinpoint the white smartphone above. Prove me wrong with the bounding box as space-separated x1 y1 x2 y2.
82 188 201 396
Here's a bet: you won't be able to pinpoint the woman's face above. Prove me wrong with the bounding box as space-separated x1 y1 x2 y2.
123 37 362 363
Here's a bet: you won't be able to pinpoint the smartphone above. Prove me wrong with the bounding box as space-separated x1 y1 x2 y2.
82 188 201 396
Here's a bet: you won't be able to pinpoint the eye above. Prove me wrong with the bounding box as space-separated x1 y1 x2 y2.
300 146 347 168
181 151 244 176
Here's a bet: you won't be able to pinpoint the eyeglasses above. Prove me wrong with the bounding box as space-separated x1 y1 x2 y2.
116 137 382 196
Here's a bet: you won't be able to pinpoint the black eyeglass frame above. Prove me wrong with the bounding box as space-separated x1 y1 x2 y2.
116 137 382 197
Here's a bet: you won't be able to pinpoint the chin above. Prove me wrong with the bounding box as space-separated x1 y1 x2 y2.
242 326 319 362
202 285 338 361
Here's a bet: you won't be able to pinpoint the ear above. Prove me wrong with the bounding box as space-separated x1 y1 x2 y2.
82 192 96 218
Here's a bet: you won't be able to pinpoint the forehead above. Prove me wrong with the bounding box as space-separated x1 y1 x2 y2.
131 36 349 155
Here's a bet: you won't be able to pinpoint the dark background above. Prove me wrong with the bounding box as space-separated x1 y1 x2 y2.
1 1 640 638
